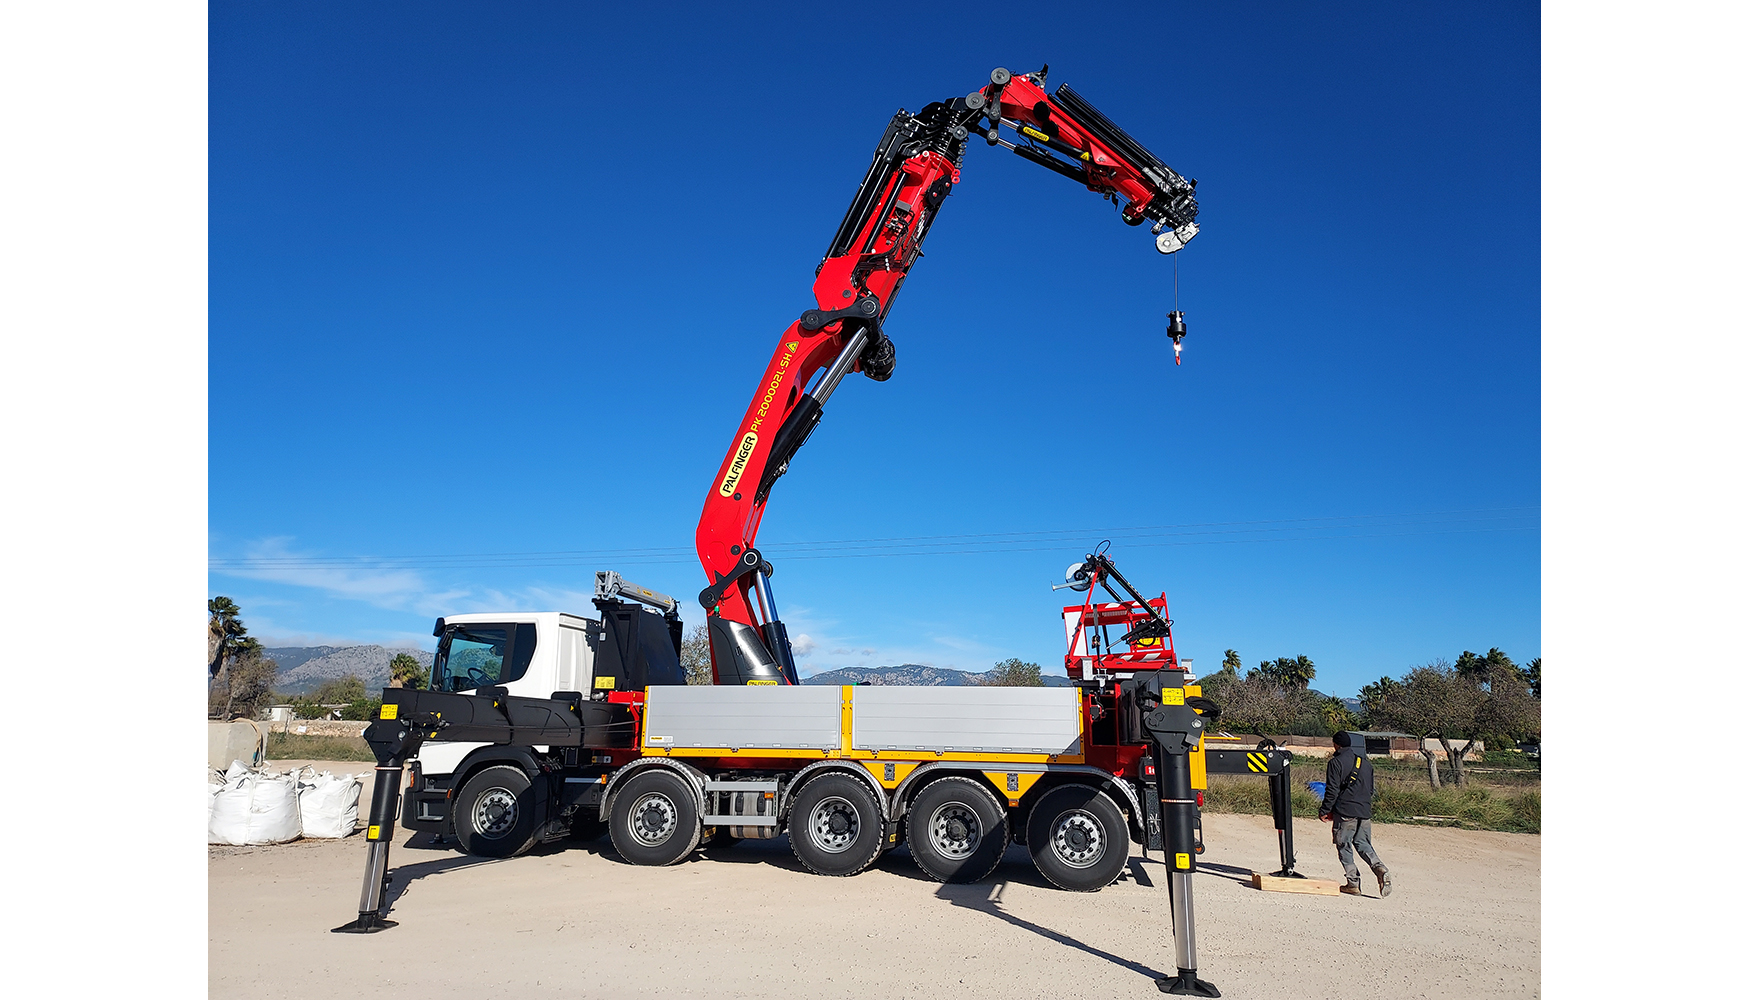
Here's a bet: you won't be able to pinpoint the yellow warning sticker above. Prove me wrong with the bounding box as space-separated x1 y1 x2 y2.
379 703 398 720
1175 852 1191 869
1161 689 1185 706
594 676 617 689
747 679 779 686
367 825 381 840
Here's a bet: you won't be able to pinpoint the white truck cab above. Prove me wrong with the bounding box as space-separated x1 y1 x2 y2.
404 573 687 835
414 611 599 778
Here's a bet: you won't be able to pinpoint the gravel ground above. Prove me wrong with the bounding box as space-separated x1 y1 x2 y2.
211 761 1539 999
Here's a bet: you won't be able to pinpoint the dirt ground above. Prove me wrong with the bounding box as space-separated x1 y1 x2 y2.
211 761 1539 999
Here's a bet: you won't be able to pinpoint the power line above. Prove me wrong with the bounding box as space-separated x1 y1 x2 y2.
209 505 1540 573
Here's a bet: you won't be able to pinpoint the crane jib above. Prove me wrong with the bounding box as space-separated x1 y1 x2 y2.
695 65 1201 688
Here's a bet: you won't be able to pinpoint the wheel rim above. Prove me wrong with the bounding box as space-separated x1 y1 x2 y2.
471 787 520 839
629 792 678 847
808 795 860 854
928 802 982 860
1049 809 1106 869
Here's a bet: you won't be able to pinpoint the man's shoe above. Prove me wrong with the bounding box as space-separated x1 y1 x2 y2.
1341 882 1362 895
1377 872 1392 897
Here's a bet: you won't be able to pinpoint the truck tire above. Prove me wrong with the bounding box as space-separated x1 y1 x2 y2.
453 765 539 858
907 776 1009 883
1025 783 1128 891
609 769 702 866
788 773 884 877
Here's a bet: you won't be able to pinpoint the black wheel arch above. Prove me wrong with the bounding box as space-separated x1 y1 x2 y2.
1014 773 1146 845
448 746 553 831
895 766 1145 846
896 766 1009 817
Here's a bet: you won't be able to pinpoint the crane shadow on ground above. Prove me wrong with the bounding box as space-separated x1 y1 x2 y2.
380 832 590 912
682 836 1169 982
933 878 1172 983
688 834 818 875
380 854 510 913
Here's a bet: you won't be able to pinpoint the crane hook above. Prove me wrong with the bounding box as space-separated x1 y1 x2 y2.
1168 310 1187 366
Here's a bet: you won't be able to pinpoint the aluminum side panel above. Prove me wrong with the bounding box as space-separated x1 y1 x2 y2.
642 685 842 750
850 687 1082 754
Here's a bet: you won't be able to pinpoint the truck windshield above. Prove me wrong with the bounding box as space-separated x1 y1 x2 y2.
432 623 536 692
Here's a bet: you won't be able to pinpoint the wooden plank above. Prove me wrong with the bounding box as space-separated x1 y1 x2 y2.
1251 873 1342 895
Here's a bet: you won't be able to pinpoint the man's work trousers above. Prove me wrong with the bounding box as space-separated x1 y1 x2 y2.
1332 816 1387 885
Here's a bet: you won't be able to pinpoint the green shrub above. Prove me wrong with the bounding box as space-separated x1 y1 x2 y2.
265 732 375 762
1204 769 1540 833
337 697 382 721
1480 748 1540 769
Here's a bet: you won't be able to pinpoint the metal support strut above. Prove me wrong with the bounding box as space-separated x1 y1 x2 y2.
1140 667 1221 998
1266 751 1300 878
333 760 412 933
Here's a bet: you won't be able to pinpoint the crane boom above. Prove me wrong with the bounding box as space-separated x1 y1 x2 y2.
695 66 1200 685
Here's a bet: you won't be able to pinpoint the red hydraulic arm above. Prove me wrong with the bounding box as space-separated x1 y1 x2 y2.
695 66 1201 686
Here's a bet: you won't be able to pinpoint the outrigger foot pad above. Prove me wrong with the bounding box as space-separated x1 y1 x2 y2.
332 913 397 934
1268 868 1305 879
1156 970 1221 997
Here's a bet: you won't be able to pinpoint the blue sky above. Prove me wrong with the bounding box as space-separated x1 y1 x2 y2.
208 2 1540 697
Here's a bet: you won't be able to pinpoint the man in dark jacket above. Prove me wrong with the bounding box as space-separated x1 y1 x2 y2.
1318 731 1392 897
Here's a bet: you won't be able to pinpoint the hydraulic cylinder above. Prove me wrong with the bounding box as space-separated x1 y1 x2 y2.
333 763 406 933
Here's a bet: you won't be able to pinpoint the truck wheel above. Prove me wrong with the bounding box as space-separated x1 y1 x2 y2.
608 769 702 866
788 774 885 877
453 765 539 858
907 776 1009 883
1025 784 1128 891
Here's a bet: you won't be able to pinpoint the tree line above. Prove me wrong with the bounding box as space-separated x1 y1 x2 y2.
1199 647 1541 788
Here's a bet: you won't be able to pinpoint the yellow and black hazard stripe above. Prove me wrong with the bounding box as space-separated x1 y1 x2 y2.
1246 752 1271 773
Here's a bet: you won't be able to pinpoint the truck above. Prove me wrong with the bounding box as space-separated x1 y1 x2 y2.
337 66 1306 998
403 566 1193 892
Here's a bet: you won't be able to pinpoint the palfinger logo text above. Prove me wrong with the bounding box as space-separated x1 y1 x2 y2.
719 341 799 496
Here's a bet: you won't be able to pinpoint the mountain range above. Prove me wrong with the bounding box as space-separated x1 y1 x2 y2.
802 663 1075 687
266 644 1076 694
265 645 434 695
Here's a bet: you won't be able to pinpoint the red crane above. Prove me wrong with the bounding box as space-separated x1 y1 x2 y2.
694 66 1200 685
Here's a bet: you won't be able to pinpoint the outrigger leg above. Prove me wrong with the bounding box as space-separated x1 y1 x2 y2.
329 686 587 933
333 716 430 934
1140 667 1221 998
1267 752 1301 879
332 759 410 933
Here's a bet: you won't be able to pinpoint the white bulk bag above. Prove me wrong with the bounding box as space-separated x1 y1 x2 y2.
297 771 363 839
208 763 302 845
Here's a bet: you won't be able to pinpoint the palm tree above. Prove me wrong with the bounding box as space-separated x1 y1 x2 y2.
1359 675 1401 719
1260 654 1317 690
1286 654 1317 689
208 597 251 712
1456 648 1517 690
389 653 429 690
